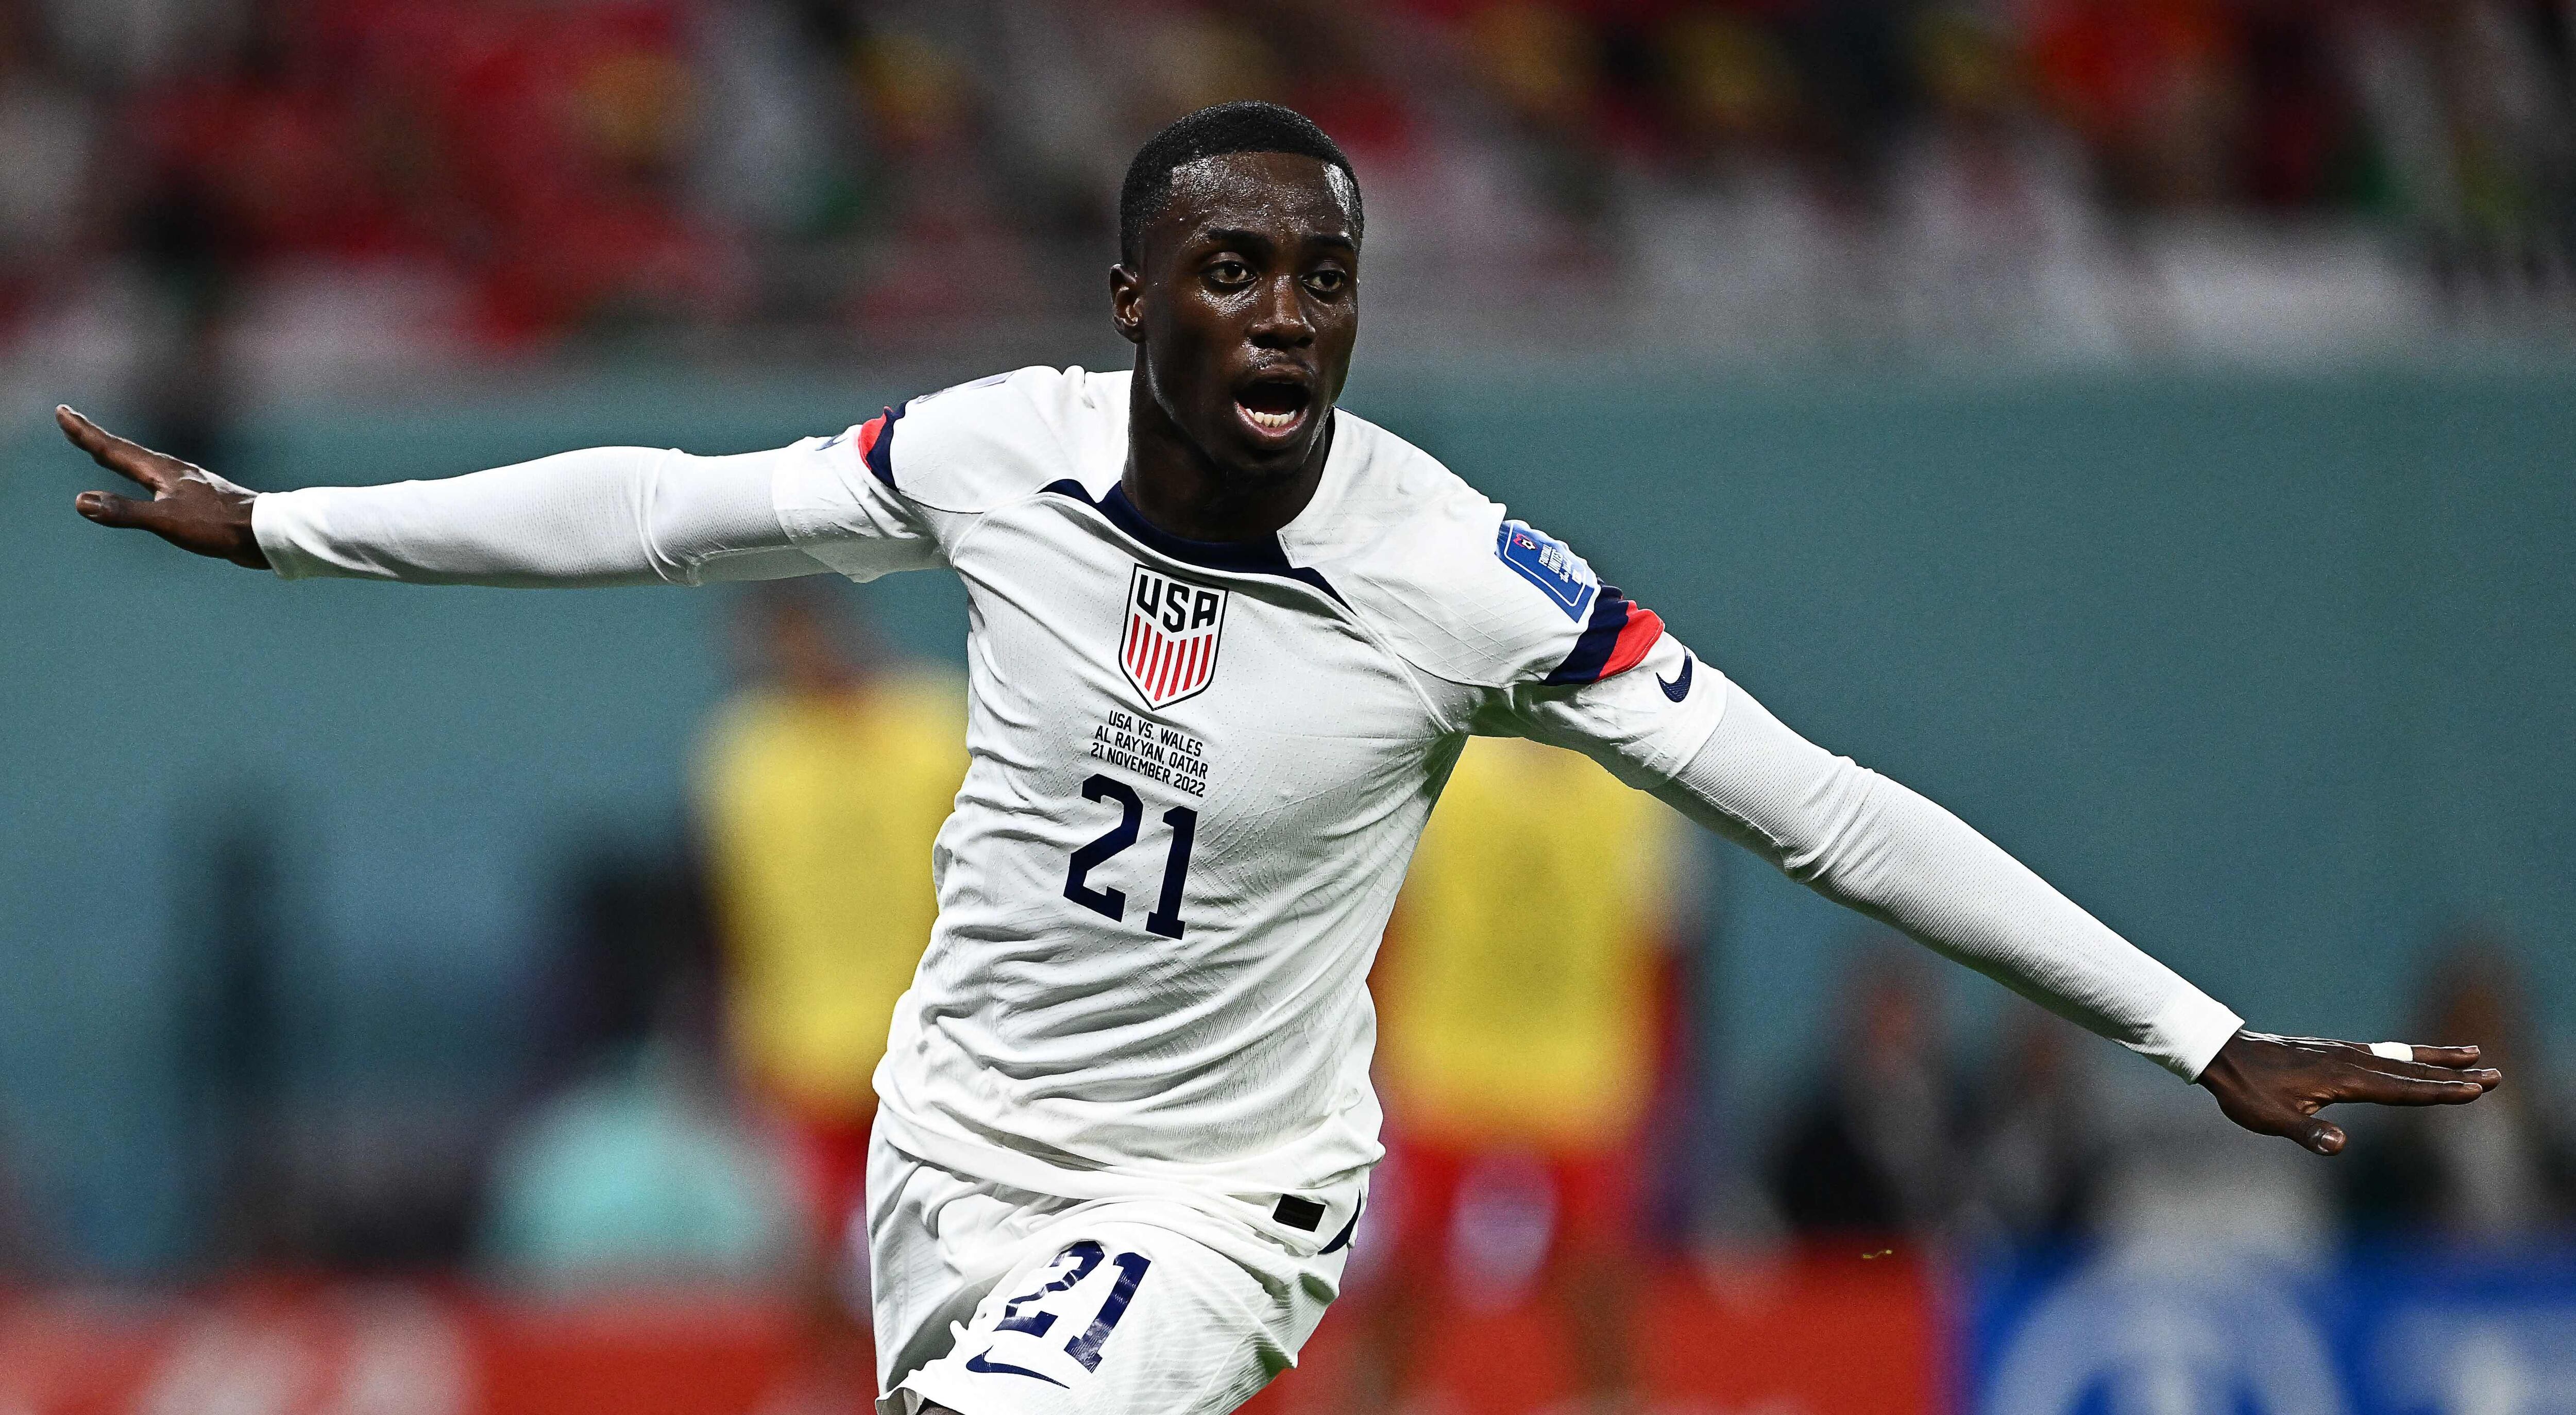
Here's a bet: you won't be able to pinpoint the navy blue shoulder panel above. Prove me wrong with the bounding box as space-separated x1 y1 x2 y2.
1541 584 1634 686
1040 480 1345 606
863 402 904 487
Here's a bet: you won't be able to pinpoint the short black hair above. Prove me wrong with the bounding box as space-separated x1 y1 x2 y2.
1118 100 1362 266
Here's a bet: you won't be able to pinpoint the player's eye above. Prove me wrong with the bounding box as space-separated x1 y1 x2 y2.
1207 259 1253 288
1302 268 1348 296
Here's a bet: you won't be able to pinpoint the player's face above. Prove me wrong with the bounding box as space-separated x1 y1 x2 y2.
1114 151 1360 481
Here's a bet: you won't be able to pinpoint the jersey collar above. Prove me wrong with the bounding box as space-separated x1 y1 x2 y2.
1044 414 1349 605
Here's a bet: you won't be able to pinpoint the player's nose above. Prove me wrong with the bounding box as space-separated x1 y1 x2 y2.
1246 274 1313 348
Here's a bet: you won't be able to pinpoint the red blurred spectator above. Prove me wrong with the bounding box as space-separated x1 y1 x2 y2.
2027 0 2246 206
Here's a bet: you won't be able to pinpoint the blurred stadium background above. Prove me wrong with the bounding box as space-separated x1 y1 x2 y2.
3 0 2574 1410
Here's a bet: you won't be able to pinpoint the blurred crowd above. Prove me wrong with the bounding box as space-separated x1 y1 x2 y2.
4 0 2573 408
1764 931 2576 1257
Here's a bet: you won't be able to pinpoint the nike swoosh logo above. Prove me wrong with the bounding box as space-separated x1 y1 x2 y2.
1658 652 1694 702
965 1350 1068 1387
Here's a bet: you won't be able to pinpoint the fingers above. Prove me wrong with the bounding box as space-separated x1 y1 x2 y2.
2344 1044 2502 1092
56 406 167 488
2359 1053 2502 1088
73 490 162 529
2396 1043 2488 1073
2331 1066 2489 1106
2317 1038 2499 1089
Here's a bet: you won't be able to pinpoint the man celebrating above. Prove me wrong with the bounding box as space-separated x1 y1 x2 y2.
63 102 2497 1415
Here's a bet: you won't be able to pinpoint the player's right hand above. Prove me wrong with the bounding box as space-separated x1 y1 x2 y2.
60 406 269 569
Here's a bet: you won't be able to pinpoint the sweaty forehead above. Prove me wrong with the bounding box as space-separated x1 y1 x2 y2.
1152 151 1358 250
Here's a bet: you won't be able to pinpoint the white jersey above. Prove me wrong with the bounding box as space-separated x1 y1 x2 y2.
773 365 1720 1239
250 358 2242 1261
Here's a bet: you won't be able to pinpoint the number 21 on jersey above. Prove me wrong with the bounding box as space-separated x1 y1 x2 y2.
1063 773 1198 938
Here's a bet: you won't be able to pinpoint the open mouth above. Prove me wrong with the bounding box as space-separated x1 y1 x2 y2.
1235 379 1312 438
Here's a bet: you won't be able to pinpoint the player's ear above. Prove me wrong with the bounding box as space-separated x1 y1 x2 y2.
1110 263 1145 345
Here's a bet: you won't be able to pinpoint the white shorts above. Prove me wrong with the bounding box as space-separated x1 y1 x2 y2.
868 1138 1353 1415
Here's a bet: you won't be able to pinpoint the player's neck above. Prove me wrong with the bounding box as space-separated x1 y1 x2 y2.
1123 385 1330 544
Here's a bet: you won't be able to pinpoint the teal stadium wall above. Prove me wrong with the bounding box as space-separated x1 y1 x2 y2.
4 364 2571 1268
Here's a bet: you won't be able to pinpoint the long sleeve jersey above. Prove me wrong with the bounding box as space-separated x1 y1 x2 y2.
255 366 2240 1252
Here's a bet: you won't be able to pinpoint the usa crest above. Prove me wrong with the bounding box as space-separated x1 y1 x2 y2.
1121 565 1228 709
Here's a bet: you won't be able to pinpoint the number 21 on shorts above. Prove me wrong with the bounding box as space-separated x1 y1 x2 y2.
968 1241 1154 1383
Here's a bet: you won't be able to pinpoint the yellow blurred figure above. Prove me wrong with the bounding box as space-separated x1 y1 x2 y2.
1367 733 1687 1410
701 677 961 1119
696 585 964 1260
1379 734 1684 1148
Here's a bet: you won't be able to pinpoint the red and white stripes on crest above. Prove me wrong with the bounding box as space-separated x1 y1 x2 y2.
1118 565 1227 709
1124 609 1214 702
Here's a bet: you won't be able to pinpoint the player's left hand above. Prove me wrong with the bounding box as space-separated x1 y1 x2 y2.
2197 1031 2500 1155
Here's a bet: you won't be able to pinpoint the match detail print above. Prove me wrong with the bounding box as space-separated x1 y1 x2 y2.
1120 565 1229 710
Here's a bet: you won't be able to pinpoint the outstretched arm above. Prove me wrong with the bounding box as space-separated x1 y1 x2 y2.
60 406 862 587
1647 677 2498 1155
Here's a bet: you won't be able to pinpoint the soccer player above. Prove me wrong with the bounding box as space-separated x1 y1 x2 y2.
63 101 2498 1415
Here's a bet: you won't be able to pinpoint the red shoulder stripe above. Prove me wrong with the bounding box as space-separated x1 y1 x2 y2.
1600 606 1666 679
